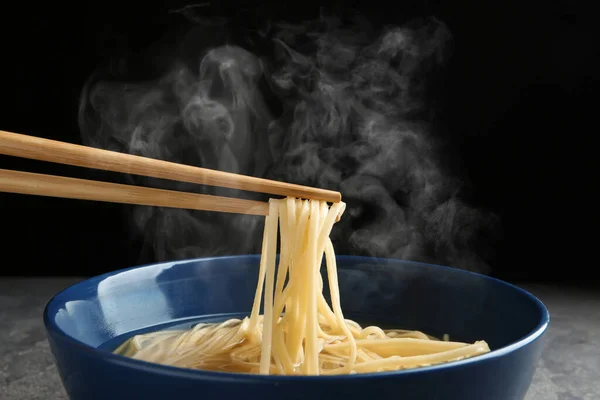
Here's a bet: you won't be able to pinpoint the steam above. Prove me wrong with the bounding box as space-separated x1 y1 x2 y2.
79 12 499 272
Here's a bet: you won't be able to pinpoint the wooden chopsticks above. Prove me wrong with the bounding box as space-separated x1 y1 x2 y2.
0 130 341 216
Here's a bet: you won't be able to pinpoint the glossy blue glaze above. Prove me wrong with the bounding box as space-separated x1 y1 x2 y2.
44 255 549 400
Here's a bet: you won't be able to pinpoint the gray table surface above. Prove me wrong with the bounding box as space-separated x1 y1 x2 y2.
0 278 598 400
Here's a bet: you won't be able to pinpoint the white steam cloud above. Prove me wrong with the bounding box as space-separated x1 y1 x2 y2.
78 12 499 272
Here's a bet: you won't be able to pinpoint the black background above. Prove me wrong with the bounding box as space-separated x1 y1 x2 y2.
0 1 595 284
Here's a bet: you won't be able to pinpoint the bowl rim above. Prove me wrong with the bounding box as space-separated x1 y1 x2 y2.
43 255 550 381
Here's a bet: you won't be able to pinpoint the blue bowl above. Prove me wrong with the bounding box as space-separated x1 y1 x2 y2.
44 255 549 400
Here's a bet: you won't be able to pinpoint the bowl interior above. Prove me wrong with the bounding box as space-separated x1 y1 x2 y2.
46 255 547 354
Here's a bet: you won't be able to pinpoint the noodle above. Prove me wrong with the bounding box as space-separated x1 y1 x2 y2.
114 198 490 375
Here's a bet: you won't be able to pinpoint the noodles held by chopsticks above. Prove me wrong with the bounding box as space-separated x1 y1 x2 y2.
115 198 490 375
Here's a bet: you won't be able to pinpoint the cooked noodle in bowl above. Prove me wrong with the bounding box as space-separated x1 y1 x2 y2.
114 197 490 375
44 231 549 400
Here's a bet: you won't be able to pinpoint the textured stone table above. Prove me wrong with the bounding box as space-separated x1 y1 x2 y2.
1 278 598 399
